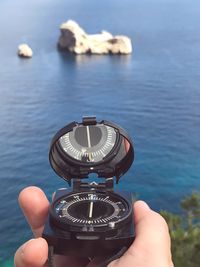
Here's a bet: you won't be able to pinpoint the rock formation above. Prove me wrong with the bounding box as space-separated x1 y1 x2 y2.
58 20 132 55
18 44 33 58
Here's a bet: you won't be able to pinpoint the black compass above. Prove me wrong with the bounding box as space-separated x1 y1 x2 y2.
43 116 135 265
50 191 131 231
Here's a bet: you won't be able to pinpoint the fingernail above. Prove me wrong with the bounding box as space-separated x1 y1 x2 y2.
135 200 151 210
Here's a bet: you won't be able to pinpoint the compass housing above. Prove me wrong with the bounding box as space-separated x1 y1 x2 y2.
43 117 135 260
49 116 134 183
43 188 134 258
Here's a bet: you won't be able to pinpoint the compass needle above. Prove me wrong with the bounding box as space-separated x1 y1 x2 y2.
88 201 94 218
86 126 91 148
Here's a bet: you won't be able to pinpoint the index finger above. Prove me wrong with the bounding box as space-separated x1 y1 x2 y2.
19 186 49 237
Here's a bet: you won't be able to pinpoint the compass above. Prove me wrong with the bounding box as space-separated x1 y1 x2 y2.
51 191 131 231
43 116 135 265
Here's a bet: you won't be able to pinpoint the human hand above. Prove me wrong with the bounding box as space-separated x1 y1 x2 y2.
14 186 174 267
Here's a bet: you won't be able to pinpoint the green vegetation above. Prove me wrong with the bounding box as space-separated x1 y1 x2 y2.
161 192 200 267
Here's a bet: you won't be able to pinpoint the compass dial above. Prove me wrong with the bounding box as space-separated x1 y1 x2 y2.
59 124 117 163
51 192 131 231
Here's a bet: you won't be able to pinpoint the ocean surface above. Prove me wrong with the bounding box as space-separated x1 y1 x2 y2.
0 0 200 265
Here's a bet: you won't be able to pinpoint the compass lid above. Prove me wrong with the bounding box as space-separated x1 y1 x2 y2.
49 116 134 184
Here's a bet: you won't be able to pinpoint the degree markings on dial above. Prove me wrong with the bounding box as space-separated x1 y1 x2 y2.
61 134 82 158
62 135 81 155
60 125 117 162
56 193 127 225
100 149 106 157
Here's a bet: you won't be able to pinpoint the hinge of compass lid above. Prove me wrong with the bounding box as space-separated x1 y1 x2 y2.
82 116 97 125
73 177 114 192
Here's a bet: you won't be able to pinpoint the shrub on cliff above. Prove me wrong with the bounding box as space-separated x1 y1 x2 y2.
161 192 200 267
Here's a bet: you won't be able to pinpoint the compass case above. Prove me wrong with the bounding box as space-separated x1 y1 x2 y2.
43 189 134 257
43 117 135 259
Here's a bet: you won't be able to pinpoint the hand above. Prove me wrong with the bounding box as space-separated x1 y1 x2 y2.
14 186 174 267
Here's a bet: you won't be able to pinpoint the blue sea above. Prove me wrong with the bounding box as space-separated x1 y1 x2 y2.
0 0 200 265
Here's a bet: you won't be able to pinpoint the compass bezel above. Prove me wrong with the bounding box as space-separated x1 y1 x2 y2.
56 125 121 167
50 191 132 232
59 123 119 164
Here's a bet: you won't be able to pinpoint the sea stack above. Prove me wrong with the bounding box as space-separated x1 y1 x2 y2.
58 20 132 55
18 44 33 58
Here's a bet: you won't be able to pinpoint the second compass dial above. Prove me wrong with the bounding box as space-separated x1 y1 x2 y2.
52 192 131 230
59 124 117 163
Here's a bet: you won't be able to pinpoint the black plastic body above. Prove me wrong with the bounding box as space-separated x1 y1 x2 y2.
43 188 135 258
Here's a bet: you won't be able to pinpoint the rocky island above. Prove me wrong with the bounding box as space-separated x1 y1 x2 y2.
18 44 33 58
58 20 132 55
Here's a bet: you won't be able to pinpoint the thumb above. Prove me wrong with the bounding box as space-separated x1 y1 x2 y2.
108 201 173 267
131 201 171 258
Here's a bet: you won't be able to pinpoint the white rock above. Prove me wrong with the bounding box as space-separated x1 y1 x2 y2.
58 20 132 55
18 44 33 58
